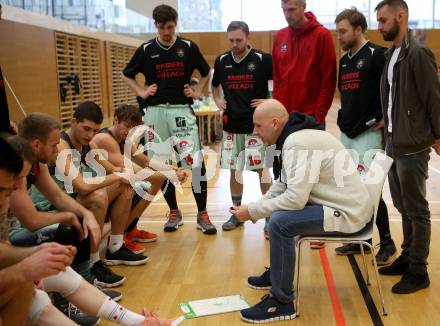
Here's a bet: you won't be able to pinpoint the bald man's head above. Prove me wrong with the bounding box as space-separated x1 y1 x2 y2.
253 99 289 145
254 99 289 121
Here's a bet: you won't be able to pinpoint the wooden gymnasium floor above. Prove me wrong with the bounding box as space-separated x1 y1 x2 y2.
101 101 440 326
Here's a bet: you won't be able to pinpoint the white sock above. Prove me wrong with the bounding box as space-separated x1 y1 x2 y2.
108 235 124 254
97 297 144 326
90 252 100 267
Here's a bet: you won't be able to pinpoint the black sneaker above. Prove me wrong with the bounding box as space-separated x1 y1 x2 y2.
392 271 430 294
379 255 409 275
102 289 123 302
335 242 371 255
91 260 126 288
240 294 296 323
66 304 100 326
105 244 150 266
248 267 272 290
85 274 123 302
51 293 100 326
375 238 397 266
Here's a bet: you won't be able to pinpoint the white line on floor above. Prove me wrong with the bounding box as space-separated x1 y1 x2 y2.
147 201 440 206
137 221 225 224
138 219 440 224
389 218 440 222
385 201 440 204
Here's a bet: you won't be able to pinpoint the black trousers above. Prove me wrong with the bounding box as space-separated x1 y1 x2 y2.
386 138 431 274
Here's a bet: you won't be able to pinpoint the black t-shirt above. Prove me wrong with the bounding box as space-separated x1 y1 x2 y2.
338 42 386 138
0 65 11 133
123 37 210 107
99 128 124 154
212 48 272 134
60 131 91 167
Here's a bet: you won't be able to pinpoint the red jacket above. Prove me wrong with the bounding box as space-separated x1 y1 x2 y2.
272 12 337 123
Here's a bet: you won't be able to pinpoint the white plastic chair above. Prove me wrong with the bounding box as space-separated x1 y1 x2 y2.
295 152 394 317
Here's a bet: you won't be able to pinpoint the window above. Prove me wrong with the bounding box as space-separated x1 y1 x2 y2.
241 1 285 31
335 0 370 27
177 0 439 32
370 0 435 29
307 0 339 28
178 0 225 31
5 0 439 33
436 0 440 28
407 0 434 28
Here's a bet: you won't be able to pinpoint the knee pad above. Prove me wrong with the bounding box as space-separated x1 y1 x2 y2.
28 289 51 324
54 224 91 265
53 223 74 245
42 267 82 297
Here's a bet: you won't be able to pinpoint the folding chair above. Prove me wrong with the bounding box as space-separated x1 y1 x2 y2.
295 151 393 316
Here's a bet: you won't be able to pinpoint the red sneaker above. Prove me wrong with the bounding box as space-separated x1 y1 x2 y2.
124 236 146 254
125 227 159 243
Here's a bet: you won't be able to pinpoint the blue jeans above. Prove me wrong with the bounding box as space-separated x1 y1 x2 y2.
269 205 368 303
10 223 91 277
10 224 60 246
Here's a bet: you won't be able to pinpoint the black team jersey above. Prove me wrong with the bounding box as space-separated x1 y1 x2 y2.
123 37 210 107
338 42 386 138
212 47 272 134
99 128 124 154
0 65 11 133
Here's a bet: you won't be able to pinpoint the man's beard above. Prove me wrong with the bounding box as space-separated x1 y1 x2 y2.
382 19 400 41
341 38 357 52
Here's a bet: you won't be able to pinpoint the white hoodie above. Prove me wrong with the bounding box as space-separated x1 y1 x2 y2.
248 129 373 233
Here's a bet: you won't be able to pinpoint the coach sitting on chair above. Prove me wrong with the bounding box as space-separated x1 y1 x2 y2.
230 99 373 323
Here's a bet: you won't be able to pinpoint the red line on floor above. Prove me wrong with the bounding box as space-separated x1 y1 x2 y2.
319 248 346 326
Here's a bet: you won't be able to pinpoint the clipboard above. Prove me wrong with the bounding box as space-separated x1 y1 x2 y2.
178 295 249 319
